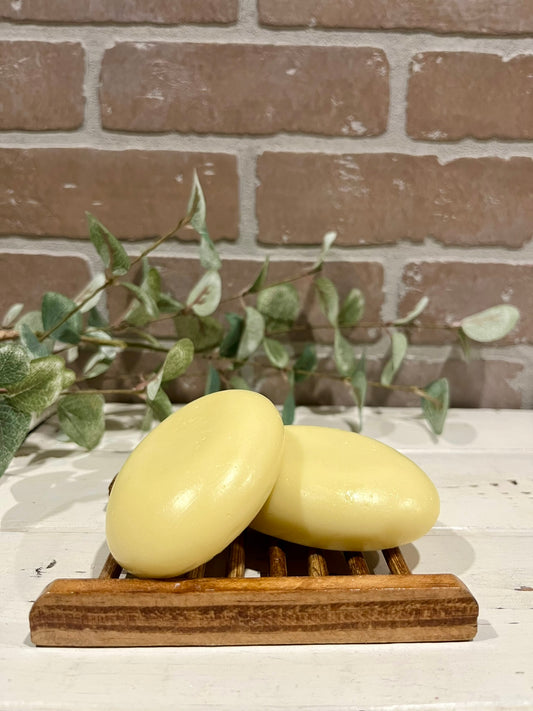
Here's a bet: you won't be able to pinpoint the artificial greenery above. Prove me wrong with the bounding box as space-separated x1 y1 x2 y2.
0 173 520 476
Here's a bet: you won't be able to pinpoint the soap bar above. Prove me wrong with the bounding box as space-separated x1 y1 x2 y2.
251 425 440 551
106 390 284 578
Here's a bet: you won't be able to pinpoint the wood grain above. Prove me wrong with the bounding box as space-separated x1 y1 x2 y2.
345 551 371 575
268 544 287 577
29 529 479 648
383 547 411 575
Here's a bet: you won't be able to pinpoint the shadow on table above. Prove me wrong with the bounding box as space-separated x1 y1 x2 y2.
0 448 123 531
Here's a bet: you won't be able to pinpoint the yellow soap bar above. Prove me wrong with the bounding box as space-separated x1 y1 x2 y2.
251 425 440 551
106 390 284 578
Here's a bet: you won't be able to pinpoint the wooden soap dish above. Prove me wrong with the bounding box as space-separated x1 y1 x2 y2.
29 530 478 647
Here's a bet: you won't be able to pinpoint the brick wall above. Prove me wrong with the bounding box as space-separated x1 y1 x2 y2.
0 1 531 408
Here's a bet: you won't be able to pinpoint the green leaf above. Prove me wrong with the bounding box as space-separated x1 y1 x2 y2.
140 407 154 432
205 364 221 395
57 394 105 450
256 284 300 325
157 292 184 315
0 401 31 476
338 288 365 328
174 313 223 352
83 356 114 379
162 338 194 381
186 270 221 317
146 372 163 402
121 282 159 320
18 323 50 358
87 330 123 359
61 368 76 390
311 231 337 273
282 387 296 425
263 338 289 369
393 296 429 326
187 170 208 238
82 330 122 379
380 332 408 386
334 329 356 377
200 234 222 272
457 328 471 361
461 305 520 343
236 307 265 360
293 344 317 383
41 292 82 344
421 378 449 435
185 172 220 276
125 328 162 349
0 345 30 386
65 346 79 364
148 388 172 421
314 276 339 326
87 213 130 276
74 272 106 313
229 375 251 390
350 355 367 427
88 306 109 329
144 265 162 298
124 264 161 327
219 313 244 358
2 302 24 327
248 258 270 294
5 356 65 414
15 309 43 333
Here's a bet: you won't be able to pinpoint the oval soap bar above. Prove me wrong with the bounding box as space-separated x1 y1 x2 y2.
251 425 439 551
106 390 284 578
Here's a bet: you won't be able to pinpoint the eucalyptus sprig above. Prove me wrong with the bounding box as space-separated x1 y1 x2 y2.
0 173 520 476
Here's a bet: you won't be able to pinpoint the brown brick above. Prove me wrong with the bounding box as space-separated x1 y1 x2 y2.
229 355 524 409
0 0 238 24
0 253 91 313
256 152 533 248
100 43 388 136
0 149 238 240
372 358 524 409
399 262 532 344
108 257 384 344
407 52 533 140
0 42 84 130
258 0 533 35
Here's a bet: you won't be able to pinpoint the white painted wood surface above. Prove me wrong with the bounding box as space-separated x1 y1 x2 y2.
1 405 532 710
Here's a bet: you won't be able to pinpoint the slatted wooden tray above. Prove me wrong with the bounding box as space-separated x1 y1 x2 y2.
29 529 478 647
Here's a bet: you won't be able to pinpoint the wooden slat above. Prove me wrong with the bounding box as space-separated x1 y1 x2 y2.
346 551 370 575
268 544 287 577
29 574 479 647
188 564 206 579
226 535 245 578
307 550 328 577
98 553 122 580
383 547 411 575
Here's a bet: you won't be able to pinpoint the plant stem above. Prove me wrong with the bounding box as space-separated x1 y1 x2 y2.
366 380 435 402
0 329 18 341
64 388 146 397
38 282 110 343
129 200 196 268
37 197 197 345
219 263 316 307
80 335 169 353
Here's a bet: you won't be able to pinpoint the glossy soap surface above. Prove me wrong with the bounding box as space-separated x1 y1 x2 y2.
106 390 284 578
251 425 440 551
